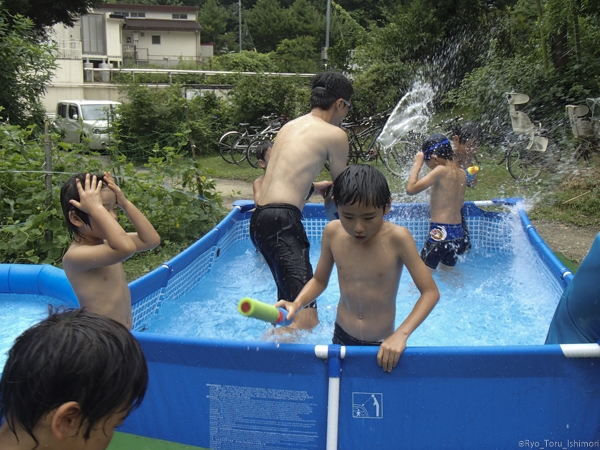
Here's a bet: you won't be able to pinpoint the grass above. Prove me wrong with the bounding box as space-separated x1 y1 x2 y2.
108 432 207 450
196 148 600 227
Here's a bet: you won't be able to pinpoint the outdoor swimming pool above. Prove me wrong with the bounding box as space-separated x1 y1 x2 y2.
1 200 598 449
143 226 562 347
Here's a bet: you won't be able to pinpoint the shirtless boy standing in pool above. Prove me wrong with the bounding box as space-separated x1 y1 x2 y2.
275 165 439 372
250 71 353 331
405 134 470 271
61 172 161 329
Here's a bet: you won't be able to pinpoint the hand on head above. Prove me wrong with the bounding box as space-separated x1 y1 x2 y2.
69 173 104 214
414 152 425 165
103 171 128 207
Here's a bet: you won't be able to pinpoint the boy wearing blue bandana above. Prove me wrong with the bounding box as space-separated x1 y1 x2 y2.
405 134 471 271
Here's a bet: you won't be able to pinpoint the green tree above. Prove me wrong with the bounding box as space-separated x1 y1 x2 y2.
198 0 232 52
269 36 320 73
287 0 322 39
2 0 101 37
245 0 290 52
0 12 56 126
210 50 277 71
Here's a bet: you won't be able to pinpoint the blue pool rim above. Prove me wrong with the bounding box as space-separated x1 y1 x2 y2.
2 198 599 448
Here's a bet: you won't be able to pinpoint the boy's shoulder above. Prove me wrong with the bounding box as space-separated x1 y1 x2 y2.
382 221 416 247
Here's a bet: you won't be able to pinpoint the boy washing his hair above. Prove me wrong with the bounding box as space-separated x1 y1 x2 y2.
406 134 471 271
60 172 161 329
0 308 148 450
275 165 439 372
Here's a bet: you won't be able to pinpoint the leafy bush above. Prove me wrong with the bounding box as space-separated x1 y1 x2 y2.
114 84 230 161
0 119 224 266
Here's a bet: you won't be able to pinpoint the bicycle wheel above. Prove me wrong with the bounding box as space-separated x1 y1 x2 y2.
347 138 361 164
383 140 416 178
582 140 600 167
246 137 264 169
359 129 383 162
506 142 544 181
218 131 240 164
231 135 251 166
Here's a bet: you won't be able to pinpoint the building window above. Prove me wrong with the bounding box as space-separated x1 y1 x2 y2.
126 36 132 44
113 11 129 17
130 12 145 18
152 35 161 45
172 13 188 19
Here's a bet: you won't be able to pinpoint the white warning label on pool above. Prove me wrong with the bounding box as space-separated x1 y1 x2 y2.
207 383 319 449
352 392 383 419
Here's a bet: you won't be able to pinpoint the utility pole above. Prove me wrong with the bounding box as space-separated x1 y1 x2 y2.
323 0 331 66
239 0 242 52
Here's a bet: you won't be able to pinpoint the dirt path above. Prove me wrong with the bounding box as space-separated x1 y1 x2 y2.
214 179 598 264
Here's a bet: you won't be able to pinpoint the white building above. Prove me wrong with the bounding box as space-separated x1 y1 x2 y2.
45 4 212 112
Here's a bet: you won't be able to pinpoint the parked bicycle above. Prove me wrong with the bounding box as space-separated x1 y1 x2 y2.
503 92 563 181
565 98 600 167
218 123 261 164
245 114 288 168
381 130 426 178
344 109 391 164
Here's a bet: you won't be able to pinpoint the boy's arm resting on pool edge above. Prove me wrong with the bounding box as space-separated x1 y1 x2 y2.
274 225 336 320
377 229 440 372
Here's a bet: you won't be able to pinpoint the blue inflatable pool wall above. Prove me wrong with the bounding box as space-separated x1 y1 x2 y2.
2 200 599 449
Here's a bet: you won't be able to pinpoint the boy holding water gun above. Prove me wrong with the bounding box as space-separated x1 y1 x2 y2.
406 134 471 271
275 165 439 372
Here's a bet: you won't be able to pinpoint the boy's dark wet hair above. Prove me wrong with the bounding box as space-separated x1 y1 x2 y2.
256 140 273 162
310 71 354 110
422 134 454 161
0 308 148 445
332 164 391 210
60 173 106 238
450 121 483 145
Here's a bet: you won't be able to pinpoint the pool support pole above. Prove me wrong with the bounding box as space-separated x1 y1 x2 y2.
315 344 345 450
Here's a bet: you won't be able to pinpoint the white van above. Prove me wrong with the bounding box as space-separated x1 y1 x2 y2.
54 100 121 150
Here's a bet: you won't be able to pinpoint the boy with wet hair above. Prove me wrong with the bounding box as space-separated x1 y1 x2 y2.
0 308 148 450
275 165 439 372
60 172 161 329
251 71 353 330
406 134 471 271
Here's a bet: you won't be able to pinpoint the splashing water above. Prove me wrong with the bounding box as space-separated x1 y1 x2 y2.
377 80 435 150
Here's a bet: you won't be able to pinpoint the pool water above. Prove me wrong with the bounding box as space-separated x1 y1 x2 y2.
0 294 69 370
143 234 562 346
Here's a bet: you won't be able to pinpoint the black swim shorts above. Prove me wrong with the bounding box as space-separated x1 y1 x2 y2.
250 203 317 308
332 322 382 346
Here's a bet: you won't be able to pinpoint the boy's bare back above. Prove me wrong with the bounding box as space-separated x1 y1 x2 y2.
407 152 467 224
427 164 467 224
259 112 348 209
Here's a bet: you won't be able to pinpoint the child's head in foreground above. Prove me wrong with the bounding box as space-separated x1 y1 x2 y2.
332 164 391 210
60 173 112 239
0 308 148 449
422 134 454 163
256 140 273 170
